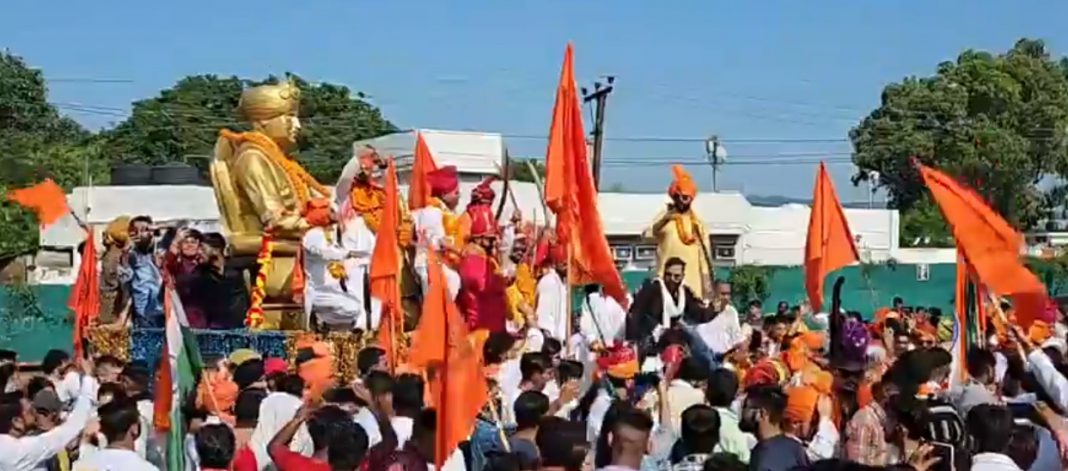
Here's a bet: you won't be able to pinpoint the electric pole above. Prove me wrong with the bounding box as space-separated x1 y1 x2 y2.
582 76 614 191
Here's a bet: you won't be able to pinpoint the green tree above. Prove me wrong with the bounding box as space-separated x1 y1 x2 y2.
509 158 546 183
100 74 397 182
851 39 1068 245
0 52 97 259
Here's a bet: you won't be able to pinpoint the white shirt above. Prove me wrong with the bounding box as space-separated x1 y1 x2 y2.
73 447 158 471
0 375 97 471
971 452 1023 471
53 371 82 407
580 293 626 346
535 271 569 341
391 417 467 471
302 227 377 327
134 399 160 463
411 206 461 299
355 407 382 447
696 304 745 355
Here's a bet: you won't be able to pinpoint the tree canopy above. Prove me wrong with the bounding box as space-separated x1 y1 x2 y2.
0 52 100 259
100 74 397 182
851 38 1068 246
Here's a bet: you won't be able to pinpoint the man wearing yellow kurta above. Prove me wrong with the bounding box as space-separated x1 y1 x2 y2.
643 165 711 298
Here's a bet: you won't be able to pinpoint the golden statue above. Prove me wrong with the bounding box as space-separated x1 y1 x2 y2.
211 81 330 326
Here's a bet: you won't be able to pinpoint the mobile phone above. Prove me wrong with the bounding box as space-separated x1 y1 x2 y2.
929 441 955 471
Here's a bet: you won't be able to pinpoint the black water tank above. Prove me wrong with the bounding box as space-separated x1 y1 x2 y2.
110 164 152 186
150 164 202 185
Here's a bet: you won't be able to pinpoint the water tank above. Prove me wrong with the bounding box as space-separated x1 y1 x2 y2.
150 164 202 185
110 164 152 186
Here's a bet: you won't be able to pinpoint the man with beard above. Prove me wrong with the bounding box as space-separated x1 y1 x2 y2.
120 215 163 328
504 226 537 332
643 165 711 298
742 385 809 471
457 205 508 333
626 257 714 354
193 233 250 329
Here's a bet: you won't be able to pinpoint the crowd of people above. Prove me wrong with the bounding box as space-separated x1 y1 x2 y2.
9 144 1068 471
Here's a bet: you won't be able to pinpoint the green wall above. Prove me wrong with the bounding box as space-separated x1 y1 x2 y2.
0 263 961 361
0 285 74 362
619 263 958 319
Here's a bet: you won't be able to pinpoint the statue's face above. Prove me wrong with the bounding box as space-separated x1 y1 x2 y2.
258 113 302 150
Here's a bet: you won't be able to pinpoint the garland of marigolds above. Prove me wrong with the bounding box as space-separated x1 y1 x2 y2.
673 213 698 245
245 236 273 329
219 129 330 206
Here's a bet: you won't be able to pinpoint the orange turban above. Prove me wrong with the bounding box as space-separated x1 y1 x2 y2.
302 198 333 227
803 332 826 351
785 385 820 424
196 371 239 425
668 165 697 197
744 359 788 389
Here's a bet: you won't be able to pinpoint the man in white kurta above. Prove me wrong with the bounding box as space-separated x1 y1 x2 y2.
302 210 380 331
536 263 569 342
412 165 462 300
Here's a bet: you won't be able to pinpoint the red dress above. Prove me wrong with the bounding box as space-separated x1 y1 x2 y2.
457 247 508 332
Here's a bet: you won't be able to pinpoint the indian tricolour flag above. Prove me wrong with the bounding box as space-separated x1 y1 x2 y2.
154 286 203 470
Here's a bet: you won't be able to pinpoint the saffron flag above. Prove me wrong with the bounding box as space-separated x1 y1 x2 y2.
804 162 859 313
408 132 439 210
6 179 70 229
917 161 1047 327
154 285 202 471
421 249 488 468
371 158 404 371
68 230 100 359
543 43 627 306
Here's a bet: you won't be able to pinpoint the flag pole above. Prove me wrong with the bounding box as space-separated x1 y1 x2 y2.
566 242 574 356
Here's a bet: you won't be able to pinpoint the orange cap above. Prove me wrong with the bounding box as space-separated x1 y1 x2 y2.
668 165 697 197
785 385 820 423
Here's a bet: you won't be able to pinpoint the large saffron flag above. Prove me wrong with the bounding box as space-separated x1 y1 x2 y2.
6 179 70 229
804 162 859 313
420 249 488 468
154 286 202 471
917 161 1047 327
408 132 439 210
543 43 627 306
370 158 403 370
68 230 99 359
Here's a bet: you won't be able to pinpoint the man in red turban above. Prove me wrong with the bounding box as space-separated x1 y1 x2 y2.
457 205 508 332
412 165 463 299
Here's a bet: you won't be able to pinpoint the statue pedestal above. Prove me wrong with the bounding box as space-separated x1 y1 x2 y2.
261 303 307 330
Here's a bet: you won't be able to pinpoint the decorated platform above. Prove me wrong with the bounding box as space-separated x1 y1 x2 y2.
88 325 374 382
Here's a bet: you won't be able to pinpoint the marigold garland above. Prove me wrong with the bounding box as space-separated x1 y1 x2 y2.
350 182 385 233
220 129 330 206
246 236 273 329
673 212 698 245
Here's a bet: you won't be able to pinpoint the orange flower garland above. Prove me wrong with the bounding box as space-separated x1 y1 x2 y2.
220 129 329 206
246 235 273 329
350 183 385 233
673 212 698 245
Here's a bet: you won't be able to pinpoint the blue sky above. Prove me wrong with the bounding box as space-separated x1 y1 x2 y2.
4 0 1068 200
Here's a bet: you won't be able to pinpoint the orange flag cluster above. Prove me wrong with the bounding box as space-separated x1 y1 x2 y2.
543 43 628 306
917 160 1047 327
370 159 404 371
803 162 859 313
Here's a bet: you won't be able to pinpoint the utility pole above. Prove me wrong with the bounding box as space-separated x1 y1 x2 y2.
582 76 614 191
705 135 727 192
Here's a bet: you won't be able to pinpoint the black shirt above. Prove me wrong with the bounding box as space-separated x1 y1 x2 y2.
193 264 250 329
749 435 809 471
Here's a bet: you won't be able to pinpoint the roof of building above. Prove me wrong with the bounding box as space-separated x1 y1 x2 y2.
352 129 504 176
39 185 220 248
